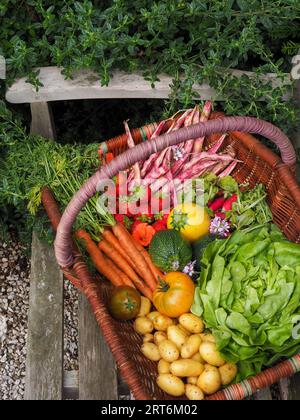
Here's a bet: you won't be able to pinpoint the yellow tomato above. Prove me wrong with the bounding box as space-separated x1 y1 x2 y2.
153 272 195 318
167 203 210 242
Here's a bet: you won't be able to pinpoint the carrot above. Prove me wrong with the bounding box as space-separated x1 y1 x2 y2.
75 229 123 287
112 222 157 291
99 232 153 300
99 240 143 286
101 228 136 268
104 255 135 288
132 238 164 283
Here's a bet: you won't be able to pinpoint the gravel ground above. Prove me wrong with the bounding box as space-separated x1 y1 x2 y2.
64 281 79 371
0 239 79 400
0 241 30 400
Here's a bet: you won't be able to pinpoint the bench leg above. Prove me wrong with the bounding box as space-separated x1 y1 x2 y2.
25 232 64 400
30 102 56 139
78 295 118 400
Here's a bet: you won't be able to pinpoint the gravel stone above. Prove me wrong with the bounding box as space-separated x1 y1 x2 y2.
0 240 79 399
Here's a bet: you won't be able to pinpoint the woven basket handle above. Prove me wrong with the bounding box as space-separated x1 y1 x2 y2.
55 116 296 268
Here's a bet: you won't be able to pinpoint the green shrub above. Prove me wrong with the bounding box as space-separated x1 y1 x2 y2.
0 1 299 131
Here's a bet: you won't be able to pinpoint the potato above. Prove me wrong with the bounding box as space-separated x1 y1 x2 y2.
200 332 216 343
191 352 206 364
153 314 173 331
197 365 221 395
137 297 151 317
159 340 180 363
187 376 198 385
199 342 225 367
157 374 185 397
179 313 204 334
167 325 187 349
154 331 167 346
185 384 205 401
170 359 204 377
141 343 161 361
147 311 161 322
219 363 238 386
181 334 202 359
154 331 168 346
134 317 153 335
178 324 191 336
143 333 154 343
158 359 170 374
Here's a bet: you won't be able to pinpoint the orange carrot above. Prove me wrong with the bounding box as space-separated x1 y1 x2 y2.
104 255 135 288
102 229 135 268
75 229 123 287
133 239 164 283
99 232 153 300
112 222 157 291
99 240 144 284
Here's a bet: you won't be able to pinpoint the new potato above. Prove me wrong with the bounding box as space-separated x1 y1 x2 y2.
178 324 191 336
200 333 216 343
134 317 153 335
179 313 204 334
141 343 161 361
158 340 180 363
191 352 205 363
181 334 202 359
157 374 185 397
158 359 170 374
143 333 154 343
187 376 198 385
199 342 225 367
154 331 167 346
170 359 204 377
167 325 187 349
153 314 173 331
147 311 160 322
219 363 238 386
137 297 151 317
197 365 221 395
185 384 205 401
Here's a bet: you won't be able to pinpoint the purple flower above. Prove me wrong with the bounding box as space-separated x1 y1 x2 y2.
210 216 231 238
173 146 185 161
182 260 197 277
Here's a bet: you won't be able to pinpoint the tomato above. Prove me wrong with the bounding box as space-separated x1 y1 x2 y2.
153 272 195 318
109 286 141 321
167 203 211 242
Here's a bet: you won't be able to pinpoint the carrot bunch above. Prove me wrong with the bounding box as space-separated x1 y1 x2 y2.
75 221 163 301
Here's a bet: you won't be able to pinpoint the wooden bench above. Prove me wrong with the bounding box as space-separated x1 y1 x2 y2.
6 66 300 400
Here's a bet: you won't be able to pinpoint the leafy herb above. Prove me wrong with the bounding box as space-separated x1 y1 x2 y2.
0 1 299 133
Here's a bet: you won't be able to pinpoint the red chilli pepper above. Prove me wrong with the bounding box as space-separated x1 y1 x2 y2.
222 194 238 212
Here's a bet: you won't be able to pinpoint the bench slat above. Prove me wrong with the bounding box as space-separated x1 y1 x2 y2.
5 67 291 104
25 232 64 400
279 375 300 400
78 295 118 400
254 387 273 400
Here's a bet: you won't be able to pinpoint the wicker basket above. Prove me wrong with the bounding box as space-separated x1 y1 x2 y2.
44 112 300 400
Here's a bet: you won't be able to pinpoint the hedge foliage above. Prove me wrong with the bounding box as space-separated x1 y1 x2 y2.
0 0 300 131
